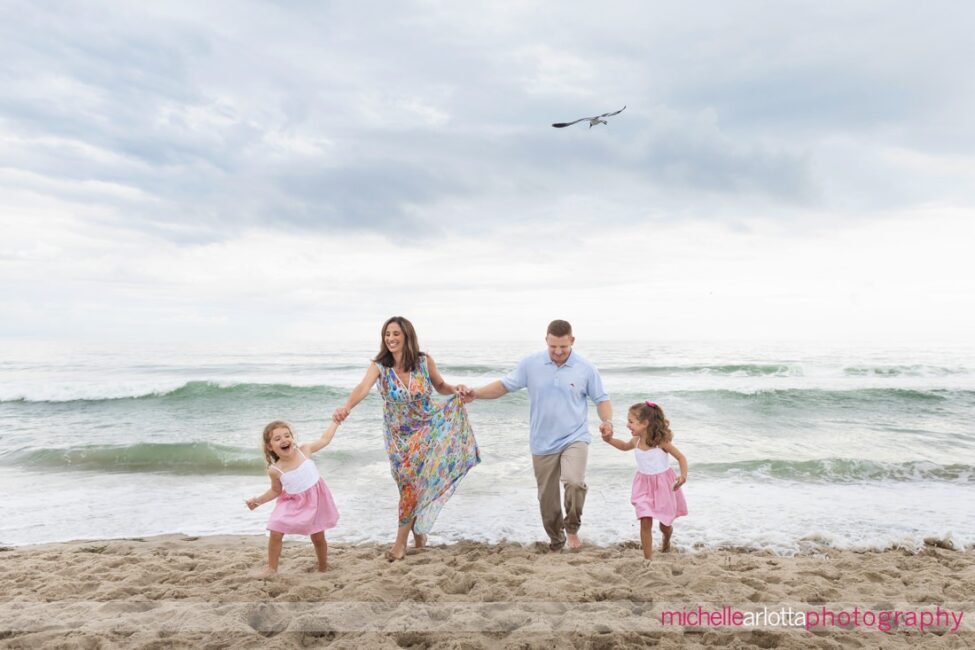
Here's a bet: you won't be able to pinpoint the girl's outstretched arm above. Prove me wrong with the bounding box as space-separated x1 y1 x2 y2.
660 441 688 488
306 418 339 455
603 433 639 451
333 363 381 422
246 471 282 510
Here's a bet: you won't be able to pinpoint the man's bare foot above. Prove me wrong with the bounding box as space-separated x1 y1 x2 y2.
567 533 583 551
251 567 277 579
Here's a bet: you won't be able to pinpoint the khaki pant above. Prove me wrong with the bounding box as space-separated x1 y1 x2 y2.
531 441 588 550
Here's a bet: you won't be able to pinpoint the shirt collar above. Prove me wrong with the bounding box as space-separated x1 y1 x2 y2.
544 350 575 367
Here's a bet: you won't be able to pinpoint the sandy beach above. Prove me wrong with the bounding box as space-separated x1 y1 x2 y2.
1 535 972 648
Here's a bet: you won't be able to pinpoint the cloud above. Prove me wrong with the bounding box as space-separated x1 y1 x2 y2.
9 1 970 245
1 2 973 348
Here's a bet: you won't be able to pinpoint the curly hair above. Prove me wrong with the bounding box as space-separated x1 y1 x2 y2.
629 401 673 448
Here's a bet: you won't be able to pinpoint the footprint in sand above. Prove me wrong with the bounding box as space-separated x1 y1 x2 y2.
245 603 289 637
440 573 477 595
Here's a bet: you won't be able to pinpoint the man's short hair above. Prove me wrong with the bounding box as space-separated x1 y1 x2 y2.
546 320 573 337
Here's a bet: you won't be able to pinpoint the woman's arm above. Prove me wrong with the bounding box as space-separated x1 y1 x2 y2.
425 355 457 396
246 472 282 509
333 363 380 422
660 441 688 488
305 418 339 455
603 434 638 451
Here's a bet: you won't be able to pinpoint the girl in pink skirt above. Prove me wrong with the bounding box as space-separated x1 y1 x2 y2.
245 418 341 578
602 401 688 559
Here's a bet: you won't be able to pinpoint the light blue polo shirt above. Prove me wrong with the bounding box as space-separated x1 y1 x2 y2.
501 350 610 456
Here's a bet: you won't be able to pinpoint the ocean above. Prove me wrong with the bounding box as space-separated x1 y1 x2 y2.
1 340 973 553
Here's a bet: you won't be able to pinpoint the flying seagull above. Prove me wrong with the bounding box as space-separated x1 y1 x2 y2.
552 105 626 129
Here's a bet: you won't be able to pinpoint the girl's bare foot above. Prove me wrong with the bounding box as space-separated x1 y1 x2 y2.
661 529 673 552
306 564 328 573
251 567 277 579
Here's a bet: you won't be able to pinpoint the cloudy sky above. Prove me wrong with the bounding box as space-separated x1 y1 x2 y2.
2 0 973 345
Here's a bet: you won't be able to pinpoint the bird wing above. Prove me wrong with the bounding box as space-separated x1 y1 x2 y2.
551 117 592 128
598 105 626 118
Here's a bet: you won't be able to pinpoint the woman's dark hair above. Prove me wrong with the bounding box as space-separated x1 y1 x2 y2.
373 316 423 370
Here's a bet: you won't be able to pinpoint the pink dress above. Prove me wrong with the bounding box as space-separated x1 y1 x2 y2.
267 450 339 535
631 447 688 525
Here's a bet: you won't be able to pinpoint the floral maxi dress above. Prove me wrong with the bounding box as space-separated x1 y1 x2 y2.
377 355 480 534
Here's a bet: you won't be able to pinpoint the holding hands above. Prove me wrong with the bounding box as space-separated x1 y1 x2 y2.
455 384 475 403
332 407 350 423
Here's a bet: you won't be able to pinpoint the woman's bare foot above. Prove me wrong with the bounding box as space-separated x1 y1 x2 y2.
410 523 427 549
251 567 277 579
385 546 406 562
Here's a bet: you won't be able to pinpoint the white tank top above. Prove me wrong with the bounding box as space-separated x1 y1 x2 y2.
270 450 321 494
635 447 670 475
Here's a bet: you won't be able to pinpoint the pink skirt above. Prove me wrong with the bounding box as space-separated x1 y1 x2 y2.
267 477 339 535
631 467 688 525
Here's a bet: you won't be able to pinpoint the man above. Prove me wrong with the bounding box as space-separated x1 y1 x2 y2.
463 320 612 551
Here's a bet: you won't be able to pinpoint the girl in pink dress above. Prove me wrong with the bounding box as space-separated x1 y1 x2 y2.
602 401 688 560
245 418 340 578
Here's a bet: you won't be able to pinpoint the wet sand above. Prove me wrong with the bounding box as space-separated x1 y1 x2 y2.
1 535 973 648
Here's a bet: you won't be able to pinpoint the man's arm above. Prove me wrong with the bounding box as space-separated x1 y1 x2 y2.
596 399 613 437
470 380 508 400
463 357 525 402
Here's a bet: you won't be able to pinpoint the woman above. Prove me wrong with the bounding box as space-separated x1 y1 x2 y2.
333 316 480 560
